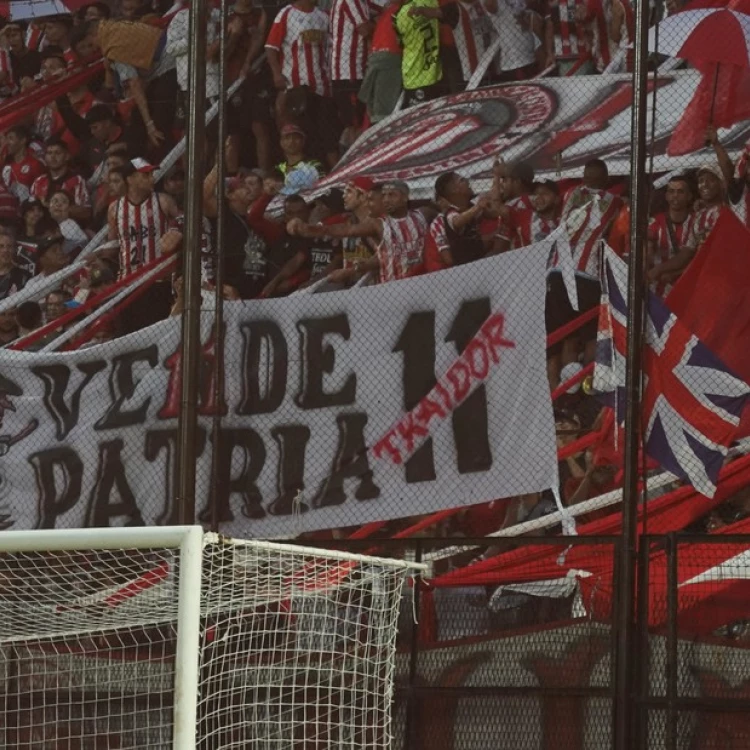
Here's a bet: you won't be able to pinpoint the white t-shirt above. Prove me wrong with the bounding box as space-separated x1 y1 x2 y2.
491 0 539 72
166 8 220 94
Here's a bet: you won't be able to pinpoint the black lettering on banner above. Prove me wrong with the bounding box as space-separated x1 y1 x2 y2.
446 298 493 473
205 428 266 522
313 412 380 508
267 425 311 516
86 439 144 527
394 311 436 483
396 301 494 479
28 446 83 529
295 314 356 410
97 346 158 429
237 321 287 415
32 361 106 440
145 428 207 526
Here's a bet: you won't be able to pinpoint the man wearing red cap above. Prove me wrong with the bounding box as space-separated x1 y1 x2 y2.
326 176 379 284
108 158 181 281
276 124 324 183
289 178 431 283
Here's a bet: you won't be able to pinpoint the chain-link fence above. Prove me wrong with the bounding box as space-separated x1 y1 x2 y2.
0 0 743 540
0 0 746 746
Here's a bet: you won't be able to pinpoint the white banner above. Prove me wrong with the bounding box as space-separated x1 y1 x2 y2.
0 243 557 536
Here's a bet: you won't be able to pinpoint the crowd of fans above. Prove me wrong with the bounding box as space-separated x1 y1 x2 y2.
0 0 741 533
0 0 704 345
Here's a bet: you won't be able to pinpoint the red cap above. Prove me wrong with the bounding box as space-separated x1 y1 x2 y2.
131 158 158 174
349 176 375 193
280 124 306 138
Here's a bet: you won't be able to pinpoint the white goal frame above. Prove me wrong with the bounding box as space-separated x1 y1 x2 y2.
0 526 427 750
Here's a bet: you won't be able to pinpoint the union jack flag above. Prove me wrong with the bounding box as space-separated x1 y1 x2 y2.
593 246 750 497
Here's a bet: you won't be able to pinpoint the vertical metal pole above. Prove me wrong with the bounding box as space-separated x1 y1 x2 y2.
175 0 209 525
635 537 652 749
210 0 229 533
666 533 679 750
613 0 651 745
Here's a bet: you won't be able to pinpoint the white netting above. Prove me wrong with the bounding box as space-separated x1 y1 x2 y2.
0 530 419 750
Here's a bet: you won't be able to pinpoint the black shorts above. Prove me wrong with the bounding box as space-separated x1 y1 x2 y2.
402 83 442 109
227 76 273 133
331 79 366 127
545 271 601 352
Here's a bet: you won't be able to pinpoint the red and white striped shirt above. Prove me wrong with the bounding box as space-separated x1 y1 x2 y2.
30 171 90 207
498 207 559 249
560 186 622 277
647 212 696 296
329 0 374 82
547 0 588 61
2 149 45 200
454 0 493 80
377 210 428 283
114 193 170 278
266 5 331 97
686 204 723 251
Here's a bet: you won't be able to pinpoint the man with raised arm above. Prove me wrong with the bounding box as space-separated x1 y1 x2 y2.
288 180 432 283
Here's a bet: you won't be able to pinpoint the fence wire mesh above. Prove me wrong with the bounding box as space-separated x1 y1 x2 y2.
0 0 745 747
0 0 743 541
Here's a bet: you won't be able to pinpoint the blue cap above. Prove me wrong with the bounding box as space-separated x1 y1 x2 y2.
280 164 319 196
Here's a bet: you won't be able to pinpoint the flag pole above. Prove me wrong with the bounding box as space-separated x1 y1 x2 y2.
175 0 209 525
210 0 229 533
614 0 651 744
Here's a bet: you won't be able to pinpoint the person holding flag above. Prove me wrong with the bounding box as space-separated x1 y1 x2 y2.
648 162 727 288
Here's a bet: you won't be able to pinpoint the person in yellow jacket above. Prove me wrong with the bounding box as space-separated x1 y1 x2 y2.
394 0 449 107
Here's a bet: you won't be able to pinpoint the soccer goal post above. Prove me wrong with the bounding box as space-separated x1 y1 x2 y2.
0 526 426 750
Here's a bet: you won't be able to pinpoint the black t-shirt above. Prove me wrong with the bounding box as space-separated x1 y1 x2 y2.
0 267 28 300
16 237 40 277
223 210 269 300
305 240 337 280
10 50 41 84
266 234 312 290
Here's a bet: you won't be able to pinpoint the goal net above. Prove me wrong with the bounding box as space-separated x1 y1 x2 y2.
0 527 425 750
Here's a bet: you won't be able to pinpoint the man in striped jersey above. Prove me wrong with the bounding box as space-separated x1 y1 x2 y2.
648 164 727 289
107 159 182 332
559 158 622 279
490 159 535 244
548 159 621 376
425 171 489 272
543 0 593 74
266 0 340 167
329 0 382 133
30 138 91 224
107 159 181 278
494 178 560 252
453 0 494 84
288 179 432 283
646 175 696 297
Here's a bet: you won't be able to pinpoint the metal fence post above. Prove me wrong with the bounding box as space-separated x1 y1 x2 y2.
666 533 679 750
